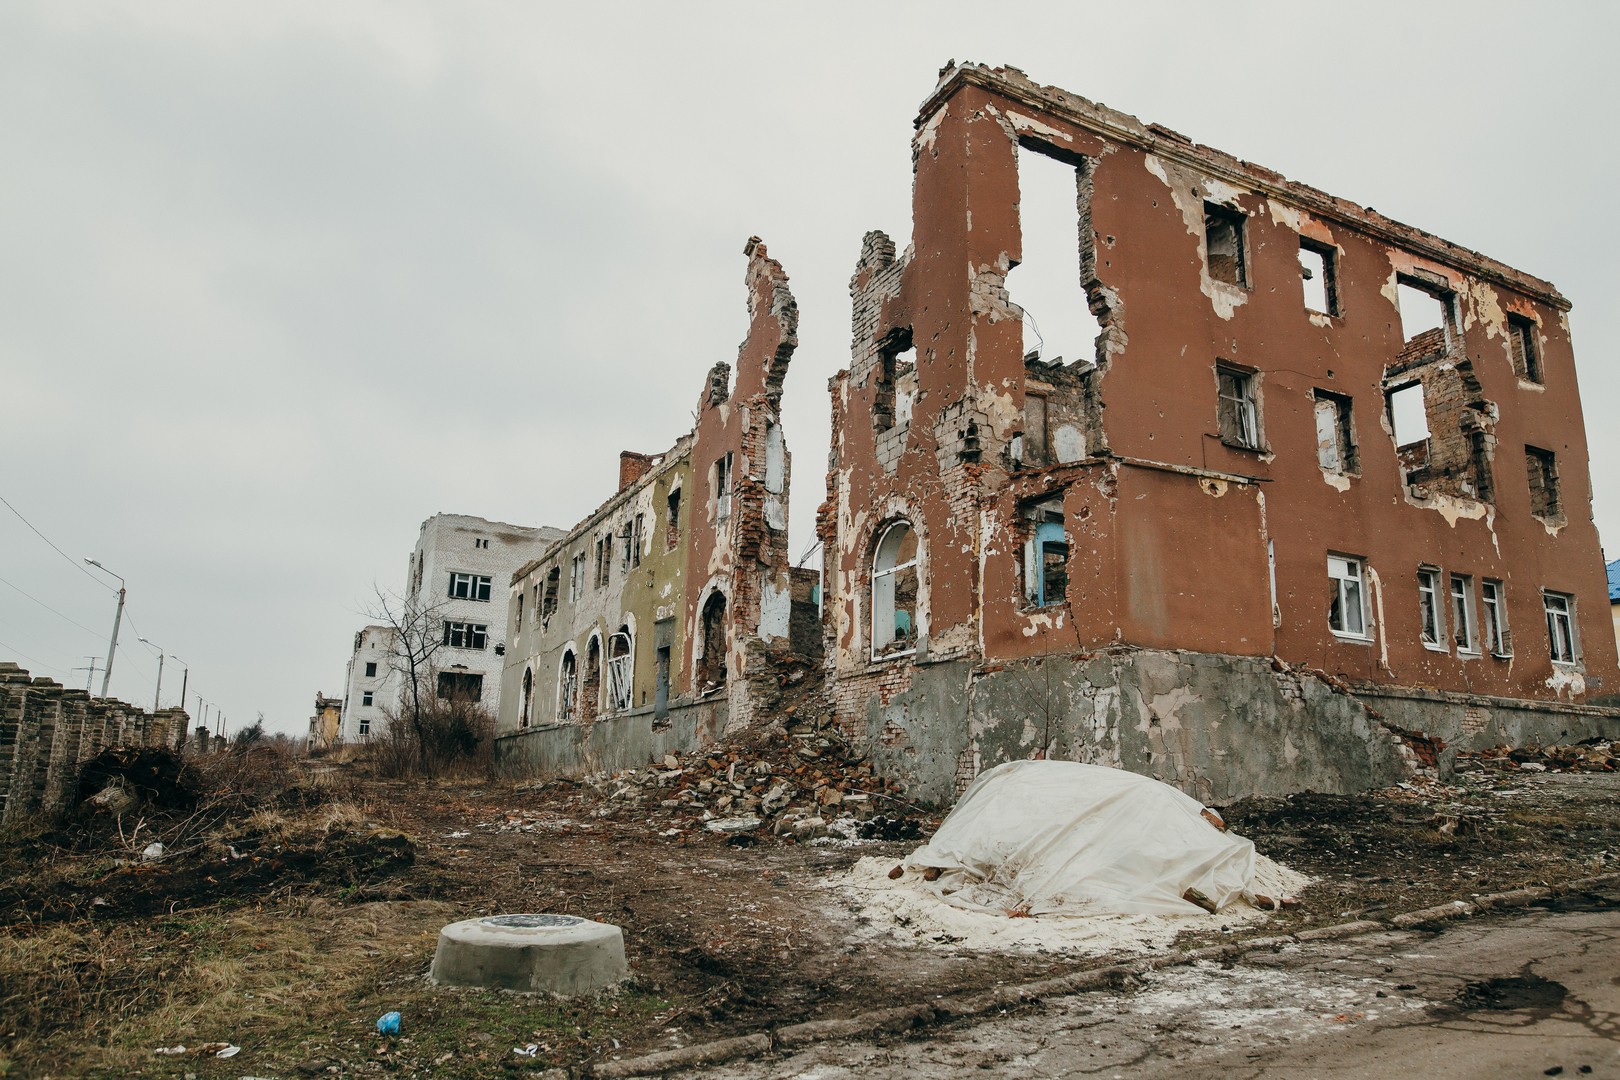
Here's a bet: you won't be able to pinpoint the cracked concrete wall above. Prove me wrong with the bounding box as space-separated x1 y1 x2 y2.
820 63 1617 801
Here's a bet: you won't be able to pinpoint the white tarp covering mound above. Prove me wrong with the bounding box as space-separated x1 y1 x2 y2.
905 760 1261 916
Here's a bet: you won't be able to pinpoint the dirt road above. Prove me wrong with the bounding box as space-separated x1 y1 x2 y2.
691 886 1620 1078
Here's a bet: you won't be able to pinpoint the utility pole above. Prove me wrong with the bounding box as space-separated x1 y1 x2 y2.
138 637 165 712
84 560 125 699
172 656 189 717
73 657 102 693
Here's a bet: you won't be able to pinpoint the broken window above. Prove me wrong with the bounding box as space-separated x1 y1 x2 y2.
442 621 488 650
542 566 560 621
448 573 492 602
1508 314 1542 383
1023 500 1068 608
1313 390 1357 473
873 331 914 434
619 521 634 573
520 668 533 728
1387 383 1430 449
1544 590 1578 664
515 590 524 629
698 592 727 692
871 521 919 657
1327 554 1368 639
1012 146 1104 366
580 636 602 722
593 535 609 588
558 649 578 721
569 553 586 602
1417 567 1445 649
713 453 733 521
608 628 633 714
1396 276 1453 345
1299 239 1338 316
631 514 644 567
1526 446 1560 519
1204 202 1247 287
1482 579 1510 657
436 670 484 701
1216 364 1261 449
666 487 682 549
1450 574 1477 653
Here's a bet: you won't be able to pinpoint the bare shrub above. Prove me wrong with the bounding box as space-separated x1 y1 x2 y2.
372 697 494 779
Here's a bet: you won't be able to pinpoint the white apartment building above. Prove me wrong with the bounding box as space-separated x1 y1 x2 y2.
338 513 563 742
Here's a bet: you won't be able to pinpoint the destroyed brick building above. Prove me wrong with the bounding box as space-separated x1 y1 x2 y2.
495 239 819 775
817 64 1619 804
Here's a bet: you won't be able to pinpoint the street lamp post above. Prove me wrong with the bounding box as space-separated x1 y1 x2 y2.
137 637 165 712
84 560 125 699
171 655 189 717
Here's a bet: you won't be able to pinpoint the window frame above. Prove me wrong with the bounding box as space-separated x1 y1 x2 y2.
1312 389 1358 475
363 661 377 678
1203 201 1248 288
1450 573 1478 655
713 452 734 522
442 620 489 650
1481 579 1511 658
361 691 374 707
448 572 492 602
1507 313 1543 384
1327 553 1370 641
558 648 579 721
1544 590 1579 665
1526 446 1561 520
1417 566 1446 651
1216 363 1262 450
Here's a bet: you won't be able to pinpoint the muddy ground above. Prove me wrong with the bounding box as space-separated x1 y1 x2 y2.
0 740 1616 1078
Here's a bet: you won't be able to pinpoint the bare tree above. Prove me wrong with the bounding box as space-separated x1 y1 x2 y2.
368 584 451 757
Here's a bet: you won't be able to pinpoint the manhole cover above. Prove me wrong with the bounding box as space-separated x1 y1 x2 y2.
480 914 584 930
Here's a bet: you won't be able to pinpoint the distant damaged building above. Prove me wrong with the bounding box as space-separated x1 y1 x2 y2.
496 240 819 775
819 64 1619 804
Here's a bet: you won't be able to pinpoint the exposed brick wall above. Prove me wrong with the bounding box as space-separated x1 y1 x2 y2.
0 663 189 823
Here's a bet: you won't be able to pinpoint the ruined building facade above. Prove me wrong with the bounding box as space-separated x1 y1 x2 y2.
495 239 819 776
818 64 1618 804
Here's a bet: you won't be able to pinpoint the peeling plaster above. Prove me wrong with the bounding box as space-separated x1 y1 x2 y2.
1546 666 1586 700
1319 469 1351 493
1366 564 1391 674
1143 153 1250 321
759 577 791 642
1006 109 1075 143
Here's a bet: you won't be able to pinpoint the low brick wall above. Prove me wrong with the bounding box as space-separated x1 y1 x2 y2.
0 663 190 823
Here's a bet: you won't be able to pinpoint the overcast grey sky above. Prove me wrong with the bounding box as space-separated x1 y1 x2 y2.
4 1 1617 736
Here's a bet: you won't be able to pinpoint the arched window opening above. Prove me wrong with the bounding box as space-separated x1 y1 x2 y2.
521 667 534 728
608 627 634 714
558 649 578 722
698 593 728 693
580 636 603 722
872 521 919 658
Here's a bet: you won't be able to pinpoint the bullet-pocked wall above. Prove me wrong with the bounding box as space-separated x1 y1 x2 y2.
819 64 1619 804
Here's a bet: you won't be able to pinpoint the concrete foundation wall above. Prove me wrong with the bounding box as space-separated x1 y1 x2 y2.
842 648 1610 808
493 697 728 780
0 663 190 823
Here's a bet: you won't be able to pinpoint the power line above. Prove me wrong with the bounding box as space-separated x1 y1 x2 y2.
0 492 112 591
0 636 73 678
0 574 106 638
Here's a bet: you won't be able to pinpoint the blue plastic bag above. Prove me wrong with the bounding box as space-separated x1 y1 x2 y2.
376 1011 401 1036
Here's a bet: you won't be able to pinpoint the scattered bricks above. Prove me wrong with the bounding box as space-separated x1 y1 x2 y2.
589 1034 772 1078
1181 888 1217 913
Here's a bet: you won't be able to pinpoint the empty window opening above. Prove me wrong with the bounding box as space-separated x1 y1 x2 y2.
698 592 728 692
1204 202 1248 287
1544 591 1578 664
515 590 524 628
1216 364 1261 449
558 650 578 721
520 668 533 728
654 642 672 720
665 487 682 549
764 422 785 493
1508 314 1542 383
1313 390 1357 473
1482 579 1510 657
1451 574 1477 653
631 514 644 567
569 553 586 601
873 331 914 433
1527 446 1560 519
1299 239 1338 315
541 566 560 621
1327 554 1368 639
619 521 634 573
1023 499 1068 608
364 661 377 678
448 573 492 602
580 637 602 722
1387 383 1431 448
607 628 633 714
1397 277 1452 344
436 670 483 702
871 521 919 657
713 453 733 521
1468 430 1495 503
1417 567 1445 649
1013 146 1105 366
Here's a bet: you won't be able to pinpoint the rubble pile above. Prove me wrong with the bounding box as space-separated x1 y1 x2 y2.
1465 739 1617 774
588 719 928 843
